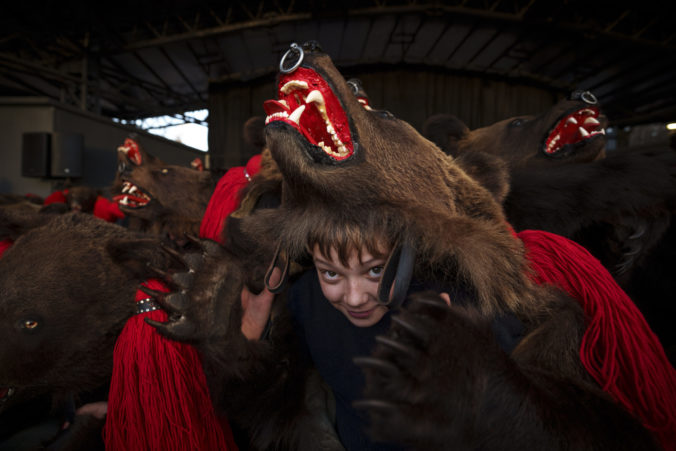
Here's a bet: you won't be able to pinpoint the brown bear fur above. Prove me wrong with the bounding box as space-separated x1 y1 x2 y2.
261 43 659 449
147 43 661 450
0 211 174 450
423 104 676 363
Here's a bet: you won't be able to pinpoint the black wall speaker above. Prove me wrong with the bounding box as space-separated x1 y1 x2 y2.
21 132 84 178
21 132 50 177
51 132 83 178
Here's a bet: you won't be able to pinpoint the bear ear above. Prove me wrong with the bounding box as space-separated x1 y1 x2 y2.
243 116 266 150
0 206 52 240
454 151 511 205
107 236 177 280
422 114 470 156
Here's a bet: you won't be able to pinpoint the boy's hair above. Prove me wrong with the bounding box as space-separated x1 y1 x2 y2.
305 216 395 267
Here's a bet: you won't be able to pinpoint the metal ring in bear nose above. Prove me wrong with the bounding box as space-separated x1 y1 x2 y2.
347 79 360 95
580 91 598 105
280 43 303 74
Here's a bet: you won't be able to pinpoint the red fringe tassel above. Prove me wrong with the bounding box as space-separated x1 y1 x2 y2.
104 279 237 450
199 154 262 243
518 230 676 450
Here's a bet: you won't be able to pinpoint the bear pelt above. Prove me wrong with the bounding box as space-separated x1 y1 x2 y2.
0 211 175 450
423 91 608 169
112 136 218 241
145 208 342 451
422 100 676 363
146 43 663 450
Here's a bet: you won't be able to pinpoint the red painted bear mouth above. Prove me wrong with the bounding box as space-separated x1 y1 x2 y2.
544 106 605 156
113 181 152 208
263 67 354 161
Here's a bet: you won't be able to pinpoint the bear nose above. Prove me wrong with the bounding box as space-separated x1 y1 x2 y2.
302 40 323 53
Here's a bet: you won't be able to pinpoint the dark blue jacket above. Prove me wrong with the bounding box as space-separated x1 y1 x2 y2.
287 269 523 450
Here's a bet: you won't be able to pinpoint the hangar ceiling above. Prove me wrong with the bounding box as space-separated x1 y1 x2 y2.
1 0 674 128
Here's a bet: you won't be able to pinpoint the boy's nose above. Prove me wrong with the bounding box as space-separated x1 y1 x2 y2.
344 279 367 307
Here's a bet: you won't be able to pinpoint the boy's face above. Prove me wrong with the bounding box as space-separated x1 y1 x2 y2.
312 244 389 327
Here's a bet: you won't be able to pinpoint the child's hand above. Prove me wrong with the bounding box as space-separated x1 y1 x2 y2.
240 267 281 340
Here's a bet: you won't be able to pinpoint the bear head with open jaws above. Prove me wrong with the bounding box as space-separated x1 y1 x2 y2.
142 42 661 450
113 137 216 242
423 90 607 170
263 41 533 317
255 42 661 450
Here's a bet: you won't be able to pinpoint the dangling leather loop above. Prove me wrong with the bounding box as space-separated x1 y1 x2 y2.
265 241 290 294
377 242 416 309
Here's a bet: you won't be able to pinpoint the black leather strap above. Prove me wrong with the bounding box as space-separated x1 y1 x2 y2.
377 242 416 309
264 241 290 294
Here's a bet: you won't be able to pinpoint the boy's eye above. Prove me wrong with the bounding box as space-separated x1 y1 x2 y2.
368 266 384 278
319 269 339 281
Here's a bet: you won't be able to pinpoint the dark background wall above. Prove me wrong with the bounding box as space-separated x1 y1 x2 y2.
208 68 557 168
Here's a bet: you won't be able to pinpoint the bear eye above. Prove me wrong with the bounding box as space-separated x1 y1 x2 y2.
374 110 395 119
509 118 527 127
23 319 39 329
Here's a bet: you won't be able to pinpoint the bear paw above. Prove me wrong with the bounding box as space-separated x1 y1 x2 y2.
354 291 505 448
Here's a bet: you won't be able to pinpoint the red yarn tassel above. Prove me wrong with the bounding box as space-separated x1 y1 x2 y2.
43 189 67 205
104 279 237 450
93 196 125 222
518 230 676 450
200 154 262 243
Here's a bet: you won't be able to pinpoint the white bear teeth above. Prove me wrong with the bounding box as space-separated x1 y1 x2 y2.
266 80 350 158
118 181 151 206
546 109 606 154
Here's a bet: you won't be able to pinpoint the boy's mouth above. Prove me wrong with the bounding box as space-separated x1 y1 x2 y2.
263 67 354 161
347 307 377 319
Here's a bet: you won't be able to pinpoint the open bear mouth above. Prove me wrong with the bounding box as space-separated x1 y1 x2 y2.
543 106 605 156
113 181 151 208
0 386 15 405
263 67 354 161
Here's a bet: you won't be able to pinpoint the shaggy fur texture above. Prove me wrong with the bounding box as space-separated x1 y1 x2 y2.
148 45 661 449
148 209 342 450
261 44 658 449
423 104 676 363
0 211 173 450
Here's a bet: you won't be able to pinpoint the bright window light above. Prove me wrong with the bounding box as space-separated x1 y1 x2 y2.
667 122 676 131
113 109 209 151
